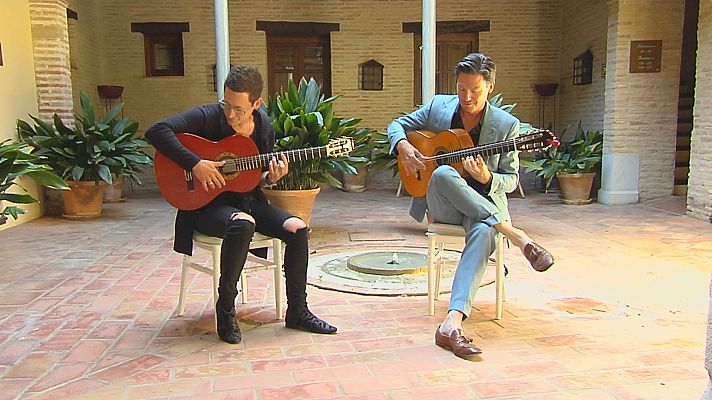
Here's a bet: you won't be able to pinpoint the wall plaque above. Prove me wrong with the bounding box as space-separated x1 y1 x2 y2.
629 40 662 73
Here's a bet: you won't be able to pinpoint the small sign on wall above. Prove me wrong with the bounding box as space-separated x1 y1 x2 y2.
629 40 662 73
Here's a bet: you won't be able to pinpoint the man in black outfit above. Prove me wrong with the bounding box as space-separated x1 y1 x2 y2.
145 65 337 344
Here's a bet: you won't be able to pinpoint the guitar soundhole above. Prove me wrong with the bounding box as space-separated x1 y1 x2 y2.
216 152 240 180
434 148 449 166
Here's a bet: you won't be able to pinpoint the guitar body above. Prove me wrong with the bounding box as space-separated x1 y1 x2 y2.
154 134 262 210
398 129 474 197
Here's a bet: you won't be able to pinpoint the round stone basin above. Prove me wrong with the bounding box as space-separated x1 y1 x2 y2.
346 251 428 276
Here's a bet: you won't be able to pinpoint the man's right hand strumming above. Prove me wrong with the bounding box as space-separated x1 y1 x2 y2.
192 159 226 191
396 140 427 177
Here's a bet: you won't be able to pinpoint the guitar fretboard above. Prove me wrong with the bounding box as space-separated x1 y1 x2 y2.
433 138 519 166
220 146 329 173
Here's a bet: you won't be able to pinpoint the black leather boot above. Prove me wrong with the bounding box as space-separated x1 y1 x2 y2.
285 306 337 334
216 305 241 344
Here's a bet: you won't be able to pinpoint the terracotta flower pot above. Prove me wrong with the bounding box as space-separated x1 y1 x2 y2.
262 187 320 226
556 172 595 205
342 166 368 193
62 181 107 219
104 175 126 203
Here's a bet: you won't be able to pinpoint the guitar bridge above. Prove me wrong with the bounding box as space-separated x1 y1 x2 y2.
184 170 195 192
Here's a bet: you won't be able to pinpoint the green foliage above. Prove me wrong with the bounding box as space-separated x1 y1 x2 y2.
345 129 397 175
520 121 603 189
0 139 68 221
265 77 368 190
16 91 152 185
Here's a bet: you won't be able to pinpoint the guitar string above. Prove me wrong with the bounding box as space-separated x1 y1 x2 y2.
219 143 354 172
429 132 548 164
225 146 328 172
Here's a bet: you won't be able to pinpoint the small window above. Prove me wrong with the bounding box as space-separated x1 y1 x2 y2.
131 22 189 77
359 60 384 91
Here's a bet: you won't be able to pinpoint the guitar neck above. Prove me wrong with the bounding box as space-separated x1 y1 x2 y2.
220 146 329 173
432 138 518 165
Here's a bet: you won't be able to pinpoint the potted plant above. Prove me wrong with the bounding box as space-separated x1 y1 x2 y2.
521 121 603 204
340 129 394 192
0 139 68 226
17 91 151 218
101 112 153 203
263 77 362 224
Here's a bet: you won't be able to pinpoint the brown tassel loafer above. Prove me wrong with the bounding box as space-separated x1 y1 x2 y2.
523 242 555 272
435 326 482 360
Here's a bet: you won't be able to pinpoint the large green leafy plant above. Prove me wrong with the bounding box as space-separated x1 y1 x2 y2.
265 77 366 190
345 129 395 173
0 139 68 223
16 91 152 184
520 121 603 189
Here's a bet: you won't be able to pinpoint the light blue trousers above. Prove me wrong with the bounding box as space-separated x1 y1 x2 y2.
425 166 505 317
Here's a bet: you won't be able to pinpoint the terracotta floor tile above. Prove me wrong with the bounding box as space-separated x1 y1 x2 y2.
27 362 92 392
251 355 325 373
0 189 709 399
389 384 478 400
258 382 340 400
471 377 558 397
339 374 421 395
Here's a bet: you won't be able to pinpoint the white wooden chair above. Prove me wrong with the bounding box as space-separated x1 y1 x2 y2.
426 223 505 319
178 231 285 327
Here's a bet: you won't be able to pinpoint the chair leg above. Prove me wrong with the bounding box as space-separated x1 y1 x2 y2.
434 242 443 301
178 255 191 316
427 235 437 316
272 238 284 319
240 270 249 304
495 234 505 320
211 245 221 330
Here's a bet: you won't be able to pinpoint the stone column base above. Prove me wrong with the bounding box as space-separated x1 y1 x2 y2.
597 153 639 205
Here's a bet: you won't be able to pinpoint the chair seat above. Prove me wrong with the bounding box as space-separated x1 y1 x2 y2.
426 222 505 319
179 230 285 329
193 231 273 246
427 223 466 236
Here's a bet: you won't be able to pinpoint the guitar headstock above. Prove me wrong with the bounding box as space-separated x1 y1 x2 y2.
326 137 355 157
516 129 560 152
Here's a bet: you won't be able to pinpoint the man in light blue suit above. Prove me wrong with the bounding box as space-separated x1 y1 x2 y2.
388 53 554 359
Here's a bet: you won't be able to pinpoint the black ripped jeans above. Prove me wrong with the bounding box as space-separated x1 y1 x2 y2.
194 194 309 313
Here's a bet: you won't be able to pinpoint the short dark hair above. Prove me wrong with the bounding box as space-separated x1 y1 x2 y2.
224 65 263 102
455 53 496 82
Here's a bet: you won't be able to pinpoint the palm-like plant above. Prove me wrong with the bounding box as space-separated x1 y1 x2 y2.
265 77 364 190
520 121 603 189
0 139 68 223
17 91 152 184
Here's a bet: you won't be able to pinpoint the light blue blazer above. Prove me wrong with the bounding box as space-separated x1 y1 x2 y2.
387 94 520 223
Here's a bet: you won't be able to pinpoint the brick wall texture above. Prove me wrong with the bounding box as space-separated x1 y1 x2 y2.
29 0 74 126
604 0 685 200
689 0 712 221
34 0 710 222
557 0 608 137
66 0 565 134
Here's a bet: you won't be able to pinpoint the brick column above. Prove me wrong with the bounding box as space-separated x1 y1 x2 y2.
29 0 73 126
689 0 712 222
599 0 684 204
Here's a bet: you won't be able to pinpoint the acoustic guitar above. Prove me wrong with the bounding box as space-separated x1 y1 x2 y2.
155 133 353 210
397 129 558 197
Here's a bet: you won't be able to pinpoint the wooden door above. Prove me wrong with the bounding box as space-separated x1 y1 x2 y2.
267 35 331 98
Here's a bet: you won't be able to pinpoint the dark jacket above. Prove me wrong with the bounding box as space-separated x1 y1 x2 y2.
145 103 275 255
